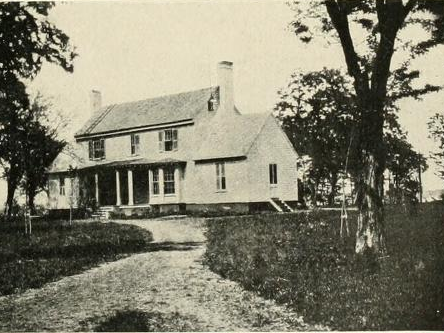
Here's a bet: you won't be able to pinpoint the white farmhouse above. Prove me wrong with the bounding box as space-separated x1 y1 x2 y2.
47 62 299 216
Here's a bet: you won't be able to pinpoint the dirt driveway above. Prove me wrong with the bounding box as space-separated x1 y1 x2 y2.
0 217 319 331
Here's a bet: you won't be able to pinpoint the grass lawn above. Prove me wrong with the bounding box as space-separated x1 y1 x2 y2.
204 203 444 330
0 219 153 296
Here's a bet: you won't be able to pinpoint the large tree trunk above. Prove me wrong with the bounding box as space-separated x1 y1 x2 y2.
355 151 386 254
5 177 18 220
28 188 37 215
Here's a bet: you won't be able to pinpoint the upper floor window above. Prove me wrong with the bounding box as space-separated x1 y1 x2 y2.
269 163 278 185
216 162 226 190
59 176 66 196
164 167 175 194
89 138 105 160
158 128 178 152
152 169 160 195
131 133 140 155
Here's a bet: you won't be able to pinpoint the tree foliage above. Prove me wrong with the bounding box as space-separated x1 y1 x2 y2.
428 113 444 180
275 68 356 206
275 67 426 206
0 2 76 82
21 95 66 214
0 2 75 217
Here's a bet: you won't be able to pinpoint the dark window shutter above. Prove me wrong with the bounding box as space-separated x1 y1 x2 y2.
89 141 93 160
158 131 164 152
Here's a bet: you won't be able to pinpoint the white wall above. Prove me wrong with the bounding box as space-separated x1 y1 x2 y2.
48 174 80 209
86 124 194 161
247 116 298 202
186 159 250 204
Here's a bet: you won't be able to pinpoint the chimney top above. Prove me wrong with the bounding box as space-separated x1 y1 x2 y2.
89 90 102 114
217 61 234 114
218 61 233 67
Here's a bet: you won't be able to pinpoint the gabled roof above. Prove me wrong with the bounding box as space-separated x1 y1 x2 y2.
75 86 218 138
193 113 270 161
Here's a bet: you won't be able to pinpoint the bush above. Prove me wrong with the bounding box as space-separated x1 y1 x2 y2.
0 220 153 296
204 205 444 330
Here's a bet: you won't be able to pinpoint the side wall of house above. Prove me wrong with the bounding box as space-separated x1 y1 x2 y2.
48 174 80 210
247 116 298 202
185 159 250 204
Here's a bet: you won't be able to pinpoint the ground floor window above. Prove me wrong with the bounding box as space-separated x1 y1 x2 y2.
59 176 66 196
152 169 160 195
163 167 175 194
269 163 277 184
216 162 226 190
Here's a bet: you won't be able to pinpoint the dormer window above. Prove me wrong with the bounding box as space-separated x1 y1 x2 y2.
158 128 178 152
89 138 105 160
131 133 140 155
208 93 217 111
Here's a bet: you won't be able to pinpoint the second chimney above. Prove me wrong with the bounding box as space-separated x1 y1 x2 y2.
90 90 102 114
217 61 234 113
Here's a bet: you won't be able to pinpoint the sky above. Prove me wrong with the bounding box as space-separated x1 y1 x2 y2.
1 0 444 204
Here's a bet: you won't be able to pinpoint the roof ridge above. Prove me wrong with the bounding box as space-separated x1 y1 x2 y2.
104 86 217 109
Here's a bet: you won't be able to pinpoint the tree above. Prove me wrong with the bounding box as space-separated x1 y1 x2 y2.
275 68 357 207
385 134 427 204
0 2 76 83
0 77 29 218
428 113 444 180
290 0 444 254
20 95 66 215
0 2 76 218
275 67 424 208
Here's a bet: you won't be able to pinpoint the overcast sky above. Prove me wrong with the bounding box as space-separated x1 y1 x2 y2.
22 1 444 194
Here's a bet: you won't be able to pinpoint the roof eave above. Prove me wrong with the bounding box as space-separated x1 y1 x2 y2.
75 118 194 141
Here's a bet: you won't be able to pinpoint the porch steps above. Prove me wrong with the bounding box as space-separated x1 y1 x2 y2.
269 198 294 213
91 206 114 220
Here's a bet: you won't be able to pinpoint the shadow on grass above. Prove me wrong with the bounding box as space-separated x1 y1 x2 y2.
92 309 197 332
144 241 205 252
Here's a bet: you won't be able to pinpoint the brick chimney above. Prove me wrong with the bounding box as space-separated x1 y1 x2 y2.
89 90 102 114
217 61 234 113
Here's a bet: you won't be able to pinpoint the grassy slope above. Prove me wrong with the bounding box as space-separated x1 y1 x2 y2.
204 203 444 330
0 220 153 296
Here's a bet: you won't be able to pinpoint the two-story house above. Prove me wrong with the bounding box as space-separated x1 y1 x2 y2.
47 61 299 216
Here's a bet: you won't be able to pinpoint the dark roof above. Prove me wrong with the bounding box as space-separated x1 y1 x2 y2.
75 86 218 138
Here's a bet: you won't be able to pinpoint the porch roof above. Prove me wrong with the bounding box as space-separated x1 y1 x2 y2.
67 157 186 172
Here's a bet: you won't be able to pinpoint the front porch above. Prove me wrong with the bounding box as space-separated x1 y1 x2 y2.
79 160 185 213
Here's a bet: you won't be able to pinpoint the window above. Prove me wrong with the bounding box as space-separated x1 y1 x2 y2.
269 164 278 185
152 169 160 195
131 134 140 155
59 176 66 196
164 167 175 194
89 138 105 160
159 129 178 152
216 162 226 190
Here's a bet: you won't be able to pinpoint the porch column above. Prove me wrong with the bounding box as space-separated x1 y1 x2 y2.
159 167 164 196
174 167 180 199
94 173 99 205
128 169 134 206
115 170 121 206
148 169 153 197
